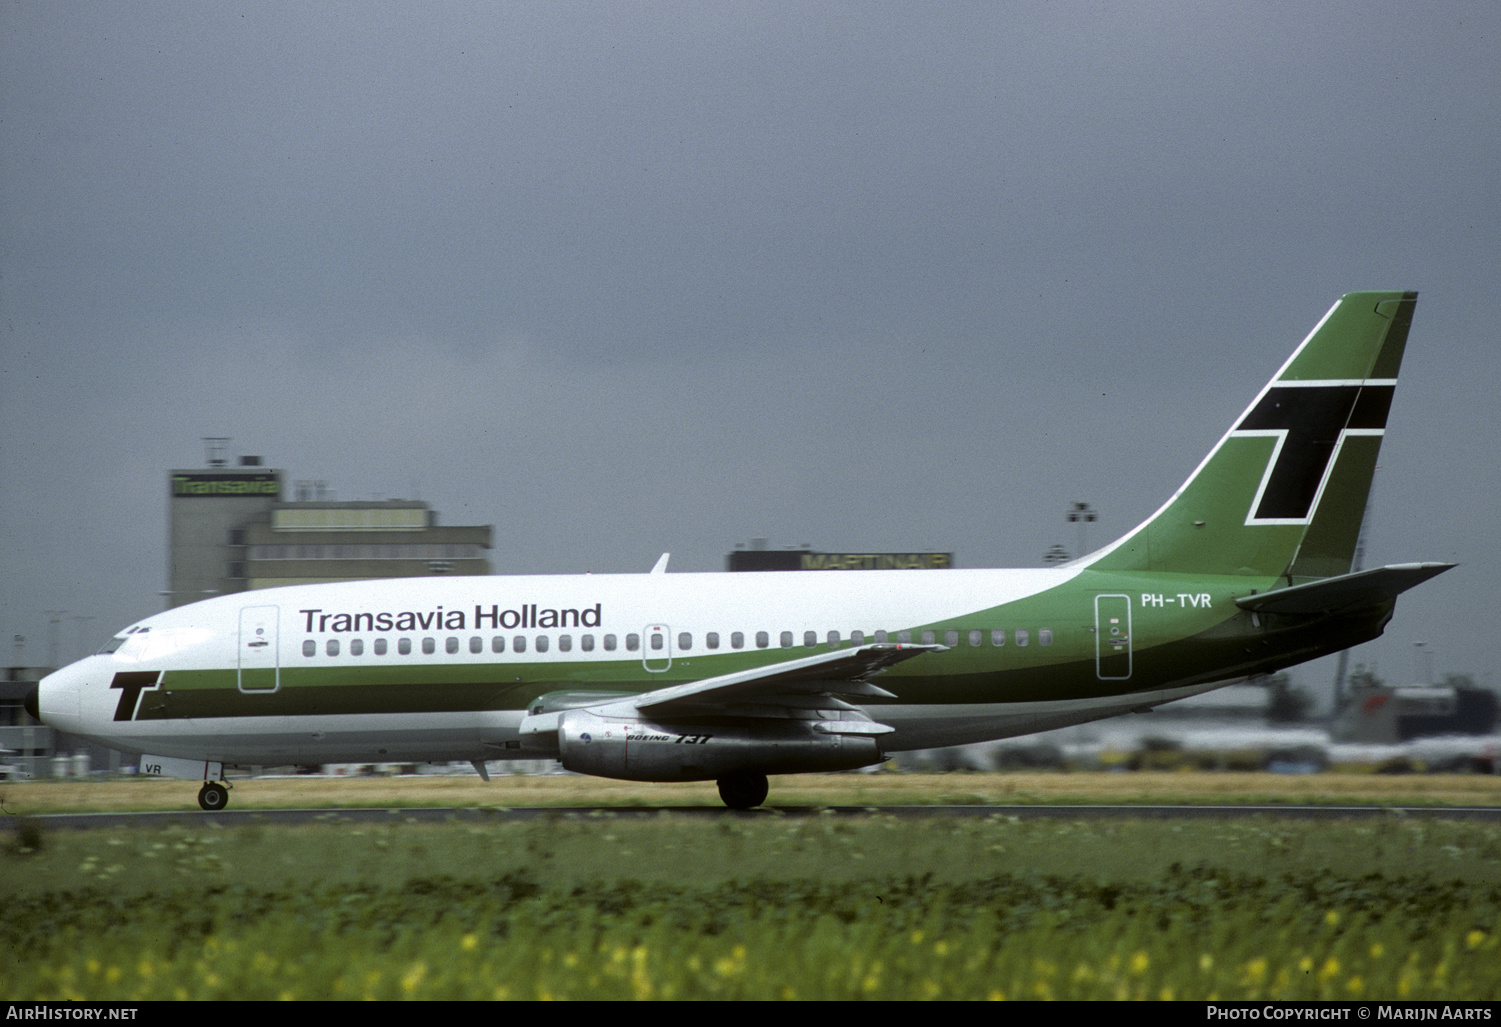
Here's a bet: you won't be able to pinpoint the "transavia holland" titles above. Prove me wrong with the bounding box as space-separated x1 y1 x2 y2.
299 604 603 634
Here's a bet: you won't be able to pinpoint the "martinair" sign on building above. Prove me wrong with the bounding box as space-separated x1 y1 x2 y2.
727 551 953 572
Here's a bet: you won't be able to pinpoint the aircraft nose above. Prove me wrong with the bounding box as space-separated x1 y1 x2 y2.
36 663 84 731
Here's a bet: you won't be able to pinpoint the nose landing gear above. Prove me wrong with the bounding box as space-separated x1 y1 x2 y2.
197 780 230 811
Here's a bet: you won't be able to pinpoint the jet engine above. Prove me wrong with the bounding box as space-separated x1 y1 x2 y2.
552 707 883 782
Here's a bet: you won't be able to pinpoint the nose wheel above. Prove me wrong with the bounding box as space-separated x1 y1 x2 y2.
197 781 230 811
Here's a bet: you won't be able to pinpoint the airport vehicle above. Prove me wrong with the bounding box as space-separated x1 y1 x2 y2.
0 748 29 781
30 292 1451 810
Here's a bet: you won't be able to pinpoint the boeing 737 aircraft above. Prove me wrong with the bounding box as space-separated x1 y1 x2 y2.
30 292 1452 810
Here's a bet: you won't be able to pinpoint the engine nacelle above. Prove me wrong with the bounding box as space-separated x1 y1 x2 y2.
554 708 883 782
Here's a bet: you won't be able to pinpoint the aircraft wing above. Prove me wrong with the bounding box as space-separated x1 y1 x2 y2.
1235 562 1455 616
629 643 944 713
517 644 944 747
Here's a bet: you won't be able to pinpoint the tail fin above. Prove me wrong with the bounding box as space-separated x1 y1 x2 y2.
1089 291 1418 581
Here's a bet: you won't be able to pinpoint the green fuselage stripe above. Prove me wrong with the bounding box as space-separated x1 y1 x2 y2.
132 571 1396 720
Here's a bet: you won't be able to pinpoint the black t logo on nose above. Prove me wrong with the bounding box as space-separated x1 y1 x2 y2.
110 671 162 721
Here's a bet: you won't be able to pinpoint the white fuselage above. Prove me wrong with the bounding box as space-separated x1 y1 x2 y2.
37 565 1231 768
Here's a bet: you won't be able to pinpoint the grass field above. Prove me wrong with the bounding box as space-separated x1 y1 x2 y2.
3 773 1499 999
5 768 1501 814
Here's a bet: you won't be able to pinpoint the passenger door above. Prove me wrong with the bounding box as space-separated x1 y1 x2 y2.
238 605 280 692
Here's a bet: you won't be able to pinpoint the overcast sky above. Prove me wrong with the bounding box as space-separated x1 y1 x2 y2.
3 2 1497 703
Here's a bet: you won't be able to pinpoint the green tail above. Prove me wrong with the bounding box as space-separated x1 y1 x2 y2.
1090 291 1418 581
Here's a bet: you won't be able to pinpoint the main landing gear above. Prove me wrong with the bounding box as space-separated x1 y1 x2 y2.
197 780 230 811
716 771 769 810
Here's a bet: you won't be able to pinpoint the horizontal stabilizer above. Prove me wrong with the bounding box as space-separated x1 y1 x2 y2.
1235 562 1455 616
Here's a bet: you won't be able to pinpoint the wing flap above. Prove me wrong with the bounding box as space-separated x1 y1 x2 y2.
812 719 895 736
630 643 944 713
516 644 941 750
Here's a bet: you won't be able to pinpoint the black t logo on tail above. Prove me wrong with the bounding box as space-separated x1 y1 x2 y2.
1234 383 1393 522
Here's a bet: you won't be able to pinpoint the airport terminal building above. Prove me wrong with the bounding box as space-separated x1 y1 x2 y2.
11 454 495 779
168 456 492 607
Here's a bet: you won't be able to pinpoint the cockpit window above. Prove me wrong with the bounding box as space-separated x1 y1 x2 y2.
98 624 153 654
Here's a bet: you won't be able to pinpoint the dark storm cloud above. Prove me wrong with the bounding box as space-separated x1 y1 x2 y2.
2 2 1497 696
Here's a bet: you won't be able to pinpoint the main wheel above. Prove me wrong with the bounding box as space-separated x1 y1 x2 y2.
716 771 769 810
198 781 229 811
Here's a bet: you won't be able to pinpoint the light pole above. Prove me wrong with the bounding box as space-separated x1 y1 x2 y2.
1066 502 1097 560
73 615 94 663
1412 641 1432 685
44 610 68 670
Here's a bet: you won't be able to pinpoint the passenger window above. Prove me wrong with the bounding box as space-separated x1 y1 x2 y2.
470 636 482 654
513 636 527 653
968 629 982 647
351 639 364 656
626 634 640 652
650 633 664 651
536 636 549 653
921 630 936 645
398 638 412 655
755 631 769 649
581 634 595 651
1039 628 1053 646
780 631 794 648
1016 629 1029 647
374 638 387 656
423 638 436 655
898 630 911 644
303 640 316 657
803 630 817 648
706 632 720 650
875 630 889 644
491 636 505 653
944 629 958 647
992 629 1005 647
851 630 865 646
605 634 619 651
730 631 744 649
827 630 840 648
445 637 459 655
678 632 692 650
327 639 341 657
559 635 572 652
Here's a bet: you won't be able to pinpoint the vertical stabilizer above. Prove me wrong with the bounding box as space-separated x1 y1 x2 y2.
1089 292 1418 580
